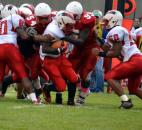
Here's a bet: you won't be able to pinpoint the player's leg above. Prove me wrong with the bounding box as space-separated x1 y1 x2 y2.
7 45 38 103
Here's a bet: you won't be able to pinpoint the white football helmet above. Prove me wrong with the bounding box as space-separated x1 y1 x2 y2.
19 7 33 18
103 10 123 29
56 10 75 34
20 3 34 14
66 1 83 20
1 4 18 18
35 3 51 17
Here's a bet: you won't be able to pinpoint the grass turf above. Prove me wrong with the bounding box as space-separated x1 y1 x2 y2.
0 88 142 130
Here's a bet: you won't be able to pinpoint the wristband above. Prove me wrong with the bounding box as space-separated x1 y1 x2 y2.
98 52 107 57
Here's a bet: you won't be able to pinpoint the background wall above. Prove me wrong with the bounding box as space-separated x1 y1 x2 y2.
0 0 141 18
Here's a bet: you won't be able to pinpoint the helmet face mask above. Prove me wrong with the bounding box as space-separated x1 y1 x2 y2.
62 23 74 35
56 11 75 35
103 10 123 29
73 13 81 21
101 19 109 28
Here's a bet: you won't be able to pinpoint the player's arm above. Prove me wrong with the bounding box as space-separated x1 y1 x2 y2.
33 34 56 43
92 42 122 58
105 42 122 57
62 28 90 46
11 14 30 40
16 26 30 40
25 26 56 43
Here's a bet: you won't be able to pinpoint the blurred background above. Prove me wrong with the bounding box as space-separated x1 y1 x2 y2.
0 0 141 18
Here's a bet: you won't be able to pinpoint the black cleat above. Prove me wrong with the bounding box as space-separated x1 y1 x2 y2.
55 93 62 104
17 94 26 99
67 100 75 106
119 99 133 109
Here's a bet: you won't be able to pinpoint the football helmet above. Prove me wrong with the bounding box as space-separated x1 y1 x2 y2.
1 4 18 18
103 10 123 29
20 3 34 14
19 7 33 18
56 10 75 34
66 1 83 20
35 3 51 17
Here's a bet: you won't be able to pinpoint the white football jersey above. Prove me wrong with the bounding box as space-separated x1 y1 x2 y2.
0 14 24 45
131 27 142 40
106 26 141 61
40 20 65 59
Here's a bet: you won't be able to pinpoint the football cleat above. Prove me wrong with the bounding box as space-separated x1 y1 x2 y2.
119 99 133 109
42 86 51 104
67 100 75 106
75 91 89 106
76 95 85 105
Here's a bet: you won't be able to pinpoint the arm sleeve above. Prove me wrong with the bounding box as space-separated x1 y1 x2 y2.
11 14 25 29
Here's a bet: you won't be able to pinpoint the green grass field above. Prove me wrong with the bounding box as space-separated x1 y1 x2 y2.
0 88 142 130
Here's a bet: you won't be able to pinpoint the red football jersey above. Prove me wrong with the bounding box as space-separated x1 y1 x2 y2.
75 12 97 48
75 12 95 30
25 15 37 27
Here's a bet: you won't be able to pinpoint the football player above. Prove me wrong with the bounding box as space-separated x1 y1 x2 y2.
0 4 39 104
39 10 79 103
65 1 99 105
1 4 50 100
92 10 142 109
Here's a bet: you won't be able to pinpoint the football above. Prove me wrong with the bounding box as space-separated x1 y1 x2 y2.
51 40 68 49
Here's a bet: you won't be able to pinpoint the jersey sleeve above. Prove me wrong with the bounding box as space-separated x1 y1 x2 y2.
81 13 96 28
11 14 25 29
